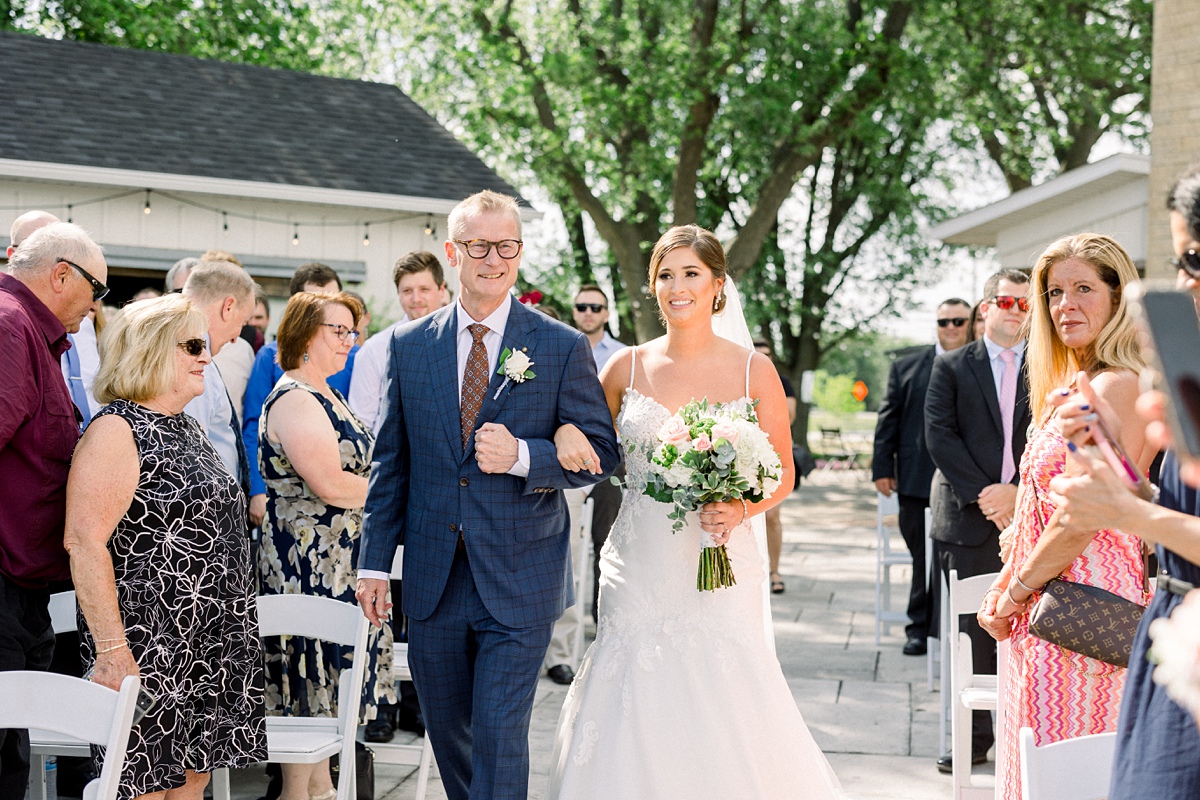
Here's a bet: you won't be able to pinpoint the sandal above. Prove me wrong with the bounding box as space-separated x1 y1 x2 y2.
770 573 785 594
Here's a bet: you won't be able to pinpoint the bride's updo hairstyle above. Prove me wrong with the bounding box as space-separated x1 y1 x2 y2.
648 225 728 314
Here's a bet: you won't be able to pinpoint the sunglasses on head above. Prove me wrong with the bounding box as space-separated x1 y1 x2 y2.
937 317 967 328
989 295 1029 312
177 338 208 357
574 303 606 313
1171 249 1200 279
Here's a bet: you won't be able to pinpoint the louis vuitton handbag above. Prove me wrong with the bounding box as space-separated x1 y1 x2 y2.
1027 576 1147 668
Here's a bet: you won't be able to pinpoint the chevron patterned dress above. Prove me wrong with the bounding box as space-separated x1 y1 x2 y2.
998 425 1151 800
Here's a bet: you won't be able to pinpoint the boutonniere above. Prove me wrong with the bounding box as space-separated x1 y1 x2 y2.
494 347 535 399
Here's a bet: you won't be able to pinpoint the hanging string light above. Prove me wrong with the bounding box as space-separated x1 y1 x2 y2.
222 211 229 232
66 204 72 224
362 222 370 247
424 214 433 236
291 223 299 246
143 189 152 215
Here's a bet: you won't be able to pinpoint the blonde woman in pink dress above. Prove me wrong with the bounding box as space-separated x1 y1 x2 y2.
978 233 1154 800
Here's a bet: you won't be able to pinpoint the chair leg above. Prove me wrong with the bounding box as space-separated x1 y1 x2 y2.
29 754 48 800
211 767 231 800
414 734 434 800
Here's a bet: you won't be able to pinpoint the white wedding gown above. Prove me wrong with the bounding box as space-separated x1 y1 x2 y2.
548 354 843 799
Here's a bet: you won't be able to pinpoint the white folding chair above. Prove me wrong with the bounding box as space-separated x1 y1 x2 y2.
1019 727 1115 800
572 497 595 665
995 638 1011 796
5 671 140 800
925 507 939 691
212 595 369 800
29 590 92 799
369 546 437 800
948 569 1000 800
874 491 912 644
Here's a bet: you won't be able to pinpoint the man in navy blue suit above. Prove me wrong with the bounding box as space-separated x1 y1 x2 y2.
356 190 619 800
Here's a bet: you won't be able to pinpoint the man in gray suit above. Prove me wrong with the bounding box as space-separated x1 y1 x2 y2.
925 268 1031 772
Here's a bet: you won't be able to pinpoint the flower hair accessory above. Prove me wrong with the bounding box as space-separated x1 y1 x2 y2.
494 347 535 399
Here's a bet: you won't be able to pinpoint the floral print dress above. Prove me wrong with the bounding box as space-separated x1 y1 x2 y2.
257 378 396 721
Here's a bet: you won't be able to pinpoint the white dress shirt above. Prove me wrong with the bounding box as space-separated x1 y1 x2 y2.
183 333 241 479
982 335 1026 398
61 315 100 416
348 317 407 434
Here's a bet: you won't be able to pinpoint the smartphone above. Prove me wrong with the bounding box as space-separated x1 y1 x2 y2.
132 688 157 725
1126 281 1200 460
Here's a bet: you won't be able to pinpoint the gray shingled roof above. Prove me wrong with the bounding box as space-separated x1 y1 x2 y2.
0 31 524 204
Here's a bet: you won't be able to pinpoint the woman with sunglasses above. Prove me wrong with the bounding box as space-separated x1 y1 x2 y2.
65 293 266 800
256 291 396 800
977 233 1152 800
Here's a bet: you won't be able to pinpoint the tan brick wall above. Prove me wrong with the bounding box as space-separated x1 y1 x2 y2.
1147 0 1200 277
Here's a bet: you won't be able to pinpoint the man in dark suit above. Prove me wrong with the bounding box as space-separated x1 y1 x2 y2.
873 297 971 655
926 267 1031 772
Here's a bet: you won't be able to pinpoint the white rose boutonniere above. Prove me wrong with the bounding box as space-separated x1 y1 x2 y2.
494 347 536 398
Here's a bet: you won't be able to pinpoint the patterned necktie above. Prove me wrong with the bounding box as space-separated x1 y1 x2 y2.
460 323 490 450
64 336 92 429
999 348 1017 483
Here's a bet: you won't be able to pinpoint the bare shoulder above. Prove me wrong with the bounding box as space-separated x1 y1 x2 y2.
599 345 635 393
1089 368 1140 408
76 413 135 460
270 386 330 430
748 350 784 397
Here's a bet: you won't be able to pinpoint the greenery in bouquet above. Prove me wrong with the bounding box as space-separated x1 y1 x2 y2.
638 399 783 591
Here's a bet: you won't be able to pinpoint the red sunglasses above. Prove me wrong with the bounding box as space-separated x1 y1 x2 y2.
988 295 1029 312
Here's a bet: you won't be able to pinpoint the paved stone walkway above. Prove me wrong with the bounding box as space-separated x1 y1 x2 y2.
226 472 967 799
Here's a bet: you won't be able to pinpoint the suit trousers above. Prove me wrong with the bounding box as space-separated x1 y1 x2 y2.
934 533 1003 755
898 494 932 639
589 463 624 624
408 549 554 800
0 575 54 800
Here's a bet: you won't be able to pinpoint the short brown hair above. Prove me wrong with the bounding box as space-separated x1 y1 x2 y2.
392 251 444 289
289 262 341 296
276 291 363 370
575 284 607 304
647 225 728 313
200 249 244 267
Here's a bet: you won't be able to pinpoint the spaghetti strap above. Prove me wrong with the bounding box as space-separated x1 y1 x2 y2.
744 351 753 397
628 346 638 391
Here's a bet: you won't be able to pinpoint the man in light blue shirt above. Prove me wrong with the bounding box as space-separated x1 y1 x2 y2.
183 260 256 495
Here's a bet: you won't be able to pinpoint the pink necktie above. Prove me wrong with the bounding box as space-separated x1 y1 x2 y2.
999 348 1017 483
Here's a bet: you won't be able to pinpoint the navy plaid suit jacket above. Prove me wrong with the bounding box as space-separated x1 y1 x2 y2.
359 299 620 629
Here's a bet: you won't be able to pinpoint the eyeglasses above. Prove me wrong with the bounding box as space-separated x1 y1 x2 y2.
936 317 968 328
988 295 1029 312
574 303 607 313
1171 249 1200 279
454 239 523 259
321 323 360 343
60 258 109 302
177 338 208 357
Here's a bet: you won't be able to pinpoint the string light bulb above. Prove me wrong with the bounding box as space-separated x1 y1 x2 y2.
362 222 370 247
424 214 433 236
222 211 228 232
143 189 152 215
66 204 73 224
291 223 299 246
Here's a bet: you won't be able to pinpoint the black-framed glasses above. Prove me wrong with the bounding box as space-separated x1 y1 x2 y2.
988 294 1029 312
321 323 360 343
177 338 208 357
574 303 606 313
454 238 523 259
60 258 109 301
1171 249 1200 279
936 317 967 328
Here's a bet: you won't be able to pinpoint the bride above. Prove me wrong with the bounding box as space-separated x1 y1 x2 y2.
548 225 843 798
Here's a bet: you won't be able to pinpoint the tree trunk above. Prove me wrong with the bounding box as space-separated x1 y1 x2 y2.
788 309 824 452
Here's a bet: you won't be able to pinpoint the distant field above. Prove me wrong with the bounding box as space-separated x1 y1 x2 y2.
806 410 878 460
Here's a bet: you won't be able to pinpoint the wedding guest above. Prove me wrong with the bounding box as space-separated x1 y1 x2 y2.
345 290 371 342
349 252 445 432
131 287 162 302
165 256 198 293
250 284 271 343
967 300 985 343
926 269 1031 773
65 293 266 800
348 251 445 742
243 262 358 527
977 234 1152 800
754 340 798 594
1047 167 1200 800
0 221 106 800
872 298 970 655
571 284 627 625
182 260 256 497
257 291 395 800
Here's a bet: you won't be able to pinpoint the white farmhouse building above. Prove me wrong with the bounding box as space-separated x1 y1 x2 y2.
0 31 528 325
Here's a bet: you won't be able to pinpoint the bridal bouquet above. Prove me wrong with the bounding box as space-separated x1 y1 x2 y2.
640 399 783 591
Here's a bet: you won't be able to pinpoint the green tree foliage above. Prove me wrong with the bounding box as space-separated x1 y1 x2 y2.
811 371 865 414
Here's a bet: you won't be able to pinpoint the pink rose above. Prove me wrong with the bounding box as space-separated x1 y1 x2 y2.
711 420 739 446
694 433 712 451
657 416 691 446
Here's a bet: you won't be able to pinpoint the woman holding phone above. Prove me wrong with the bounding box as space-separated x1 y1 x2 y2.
64 294 266 800
977 233 1152 800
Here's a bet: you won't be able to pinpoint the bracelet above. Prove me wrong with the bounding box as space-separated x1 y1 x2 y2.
96 641 127 655
1004 584 1030 608
94 636 126 644
739 498 748 525
1012 573 1040 594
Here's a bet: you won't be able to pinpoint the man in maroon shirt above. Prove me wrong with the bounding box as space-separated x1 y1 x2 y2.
0 221 106 800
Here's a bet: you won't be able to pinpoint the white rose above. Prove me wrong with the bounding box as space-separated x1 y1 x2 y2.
505 350 533 377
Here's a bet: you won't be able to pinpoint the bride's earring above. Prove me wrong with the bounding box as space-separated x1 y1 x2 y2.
303 351 309 363
712 291 726 313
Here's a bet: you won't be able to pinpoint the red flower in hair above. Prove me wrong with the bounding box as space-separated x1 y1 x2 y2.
519 290 544 305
